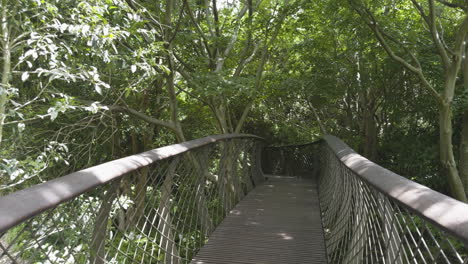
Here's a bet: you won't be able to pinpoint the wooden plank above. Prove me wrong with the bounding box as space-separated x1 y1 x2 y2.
191 176 327 264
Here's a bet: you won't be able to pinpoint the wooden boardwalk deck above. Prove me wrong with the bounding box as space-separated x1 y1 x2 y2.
191 176 327 264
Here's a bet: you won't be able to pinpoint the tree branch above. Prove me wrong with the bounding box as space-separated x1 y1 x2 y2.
215 4 249 72
436 0 467 10
74 99 176 131
183 0 212 59
212 0 220 38
306 100 327 134
453 15 468 57
234 41 260 76
429 0 451 67
379 29 422 69
124 0 164 34
234 101 253 133
168 1 187 44
110 105 177 131
175 84 210 106
410 0 431 25
350 1 443 102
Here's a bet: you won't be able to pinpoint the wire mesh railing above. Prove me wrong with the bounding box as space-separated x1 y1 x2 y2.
320 136 468 264
0 134 264 264
262 135 468 264
261 142 321 178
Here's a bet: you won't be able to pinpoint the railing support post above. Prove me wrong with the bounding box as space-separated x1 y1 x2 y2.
156 157 181 264
190 151 215 237
252 142 265 186
90 179 121 264
378 194 404 264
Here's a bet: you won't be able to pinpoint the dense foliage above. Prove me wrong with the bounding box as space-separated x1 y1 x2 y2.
2 0 468 262
0 0 467 224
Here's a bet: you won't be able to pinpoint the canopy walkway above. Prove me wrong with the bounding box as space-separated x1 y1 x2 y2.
191 176 326 264
1 134 468 263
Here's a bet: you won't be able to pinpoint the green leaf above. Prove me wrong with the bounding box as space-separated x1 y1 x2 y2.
21 72 30 82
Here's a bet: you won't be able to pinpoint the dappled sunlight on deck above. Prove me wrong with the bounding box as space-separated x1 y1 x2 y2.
190 176 327 264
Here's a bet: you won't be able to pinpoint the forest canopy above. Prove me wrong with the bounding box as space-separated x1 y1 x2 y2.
0 0 467 202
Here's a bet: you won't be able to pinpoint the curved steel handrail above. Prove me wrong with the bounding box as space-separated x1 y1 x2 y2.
324 134 468 246
0 133 262 234
263 139 323 149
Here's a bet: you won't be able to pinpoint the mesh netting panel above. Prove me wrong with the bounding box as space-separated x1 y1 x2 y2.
319 144 468 264
0 138 263 264
262 139 468 264
262 142 321 177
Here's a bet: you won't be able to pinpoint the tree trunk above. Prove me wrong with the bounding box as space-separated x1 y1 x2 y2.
460 111 468 194
128 126 154 229
194 173 214 236
90 180 121 264
218 141 243 214
214 103 229 134
308 101 327 135
0 2 11 146
238 143 253 198
251 142 265 186
157 158 180 264
460 45 468 196
363 105 377 161
129 166 148 228
352 0 468 201
162 0 213 238
439 103 467 202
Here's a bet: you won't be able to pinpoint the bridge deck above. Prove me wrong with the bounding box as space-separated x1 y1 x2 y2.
191 176 327 264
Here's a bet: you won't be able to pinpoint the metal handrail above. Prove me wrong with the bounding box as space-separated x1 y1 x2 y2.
0 133 264 264
324 135 468 247
3 133 468 264
0 134 261 234
263 139 323 149
262 134 468 263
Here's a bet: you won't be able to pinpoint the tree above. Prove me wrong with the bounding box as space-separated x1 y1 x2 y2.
349 0 468 201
